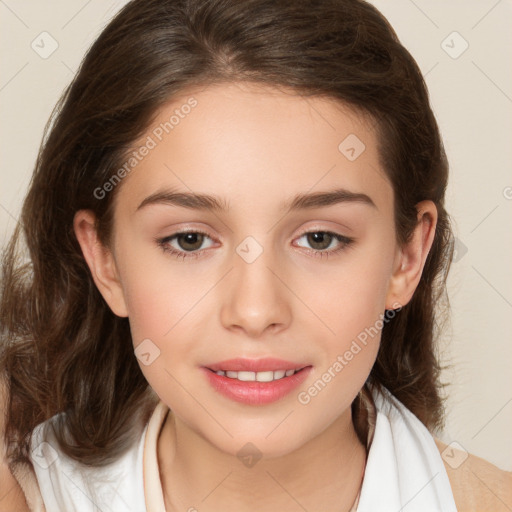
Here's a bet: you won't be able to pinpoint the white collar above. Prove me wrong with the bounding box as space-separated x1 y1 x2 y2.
357 386 457 511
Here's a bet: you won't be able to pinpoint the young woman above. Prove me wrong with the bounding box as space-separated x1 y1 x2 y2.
1 0 510 510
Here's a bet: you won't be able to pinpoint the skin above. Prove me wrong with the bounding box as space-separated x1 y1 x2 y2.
74 81 437 511
0 465 29 512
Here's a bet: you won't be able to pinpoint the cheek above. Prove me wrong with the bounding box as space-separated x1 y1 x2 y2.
294 257 392 425
119 263 203 404
309 236 394 337
304 233 395 377
116 248 214 383
122 278 171 344
115 238 204 342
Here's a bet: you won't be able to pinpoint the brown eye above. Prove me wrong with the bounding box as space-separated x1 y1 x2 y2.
306 232 334 251
295 230 354 257
175 232 205 251
157 230 215 258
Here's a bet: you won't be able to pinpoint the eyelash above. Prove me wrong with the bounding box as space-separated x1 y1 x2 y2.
155 229 355 260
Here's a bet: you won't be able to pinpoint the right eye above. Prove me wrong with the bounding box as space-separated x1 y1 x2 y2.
156 230 216 259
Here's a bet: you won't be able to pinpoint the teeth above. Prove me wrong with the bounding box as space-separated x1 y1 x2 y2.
214 368 301 381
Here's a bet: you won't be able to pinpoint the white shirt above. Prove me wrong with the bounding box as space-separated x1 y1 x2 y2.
30 414 147 511
30 385 457 511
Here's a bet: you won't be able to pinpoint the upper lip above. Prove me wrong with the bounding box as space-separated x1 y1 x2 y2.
206 358 309 373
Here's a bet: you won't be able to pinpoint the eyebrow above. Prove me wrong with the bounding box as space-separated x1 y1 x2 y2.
135 187 377 213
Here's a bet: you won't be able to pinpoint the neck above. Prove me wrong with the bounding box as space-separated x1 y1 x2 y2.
157 406 367 512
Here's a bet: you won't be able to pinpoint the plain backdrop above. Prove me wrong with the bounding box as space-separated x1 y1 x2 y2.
0 0 511 471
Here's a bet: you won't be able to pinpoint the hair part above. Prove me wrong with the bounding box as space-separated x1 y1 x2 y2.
1 0 453 467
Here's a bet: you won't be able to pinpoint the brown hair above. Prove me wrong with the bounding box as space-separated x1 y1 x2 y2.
1 0 453 467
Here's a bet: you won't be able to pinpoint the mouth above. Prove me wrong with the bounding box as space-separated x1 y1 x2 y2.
202 358 312 405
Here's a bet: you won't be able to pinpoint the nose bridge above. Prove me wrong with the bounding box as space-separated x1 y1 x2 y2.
219 235 291 336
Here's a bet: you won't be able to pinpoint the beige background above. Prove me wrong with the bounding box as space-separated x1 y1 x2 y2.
1 0 511 471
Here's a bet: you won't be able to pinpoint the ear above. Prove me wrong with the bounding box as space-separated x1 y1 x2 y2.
73 210 129 317
385 200 438 309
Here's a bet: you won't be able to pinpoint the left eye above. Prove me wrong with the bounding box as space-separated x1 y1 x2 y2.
295 231 353 253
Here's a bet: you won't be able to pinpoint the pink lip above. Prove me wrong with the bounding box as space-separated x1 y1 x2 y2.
206 357 306 373
201 361 312 405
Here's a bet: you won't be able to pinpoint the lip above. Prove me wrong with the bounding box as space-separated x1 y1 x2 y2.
201 361 312 405
205 357 306 373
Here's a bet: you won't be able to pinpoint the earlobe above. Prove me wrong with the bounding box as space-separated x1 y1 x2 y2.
385 200 437 309
73 210 129 317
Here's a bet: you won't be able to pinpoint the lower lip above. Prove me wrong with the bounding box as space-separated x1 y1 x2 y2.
202 366 312 405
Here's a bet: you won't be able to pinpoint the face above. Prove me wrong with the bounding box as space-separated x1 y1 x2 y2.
79 81 412 459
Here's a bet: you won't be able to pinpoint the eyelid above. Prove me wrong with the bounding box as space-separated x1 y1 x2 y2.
294 229 353 243
292 221 353 240
294 221 354 237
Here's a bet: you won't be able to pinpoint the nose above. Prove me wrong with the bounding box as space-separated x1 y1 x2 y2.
219 243 292 338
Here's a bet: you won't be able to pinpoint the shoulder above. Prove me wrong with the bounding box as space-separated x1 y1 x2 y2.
434 437 512 512
27 413 149 512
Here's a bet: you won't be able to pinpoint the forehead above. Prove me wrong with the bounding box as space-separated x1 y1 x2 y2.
114 81 393 219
